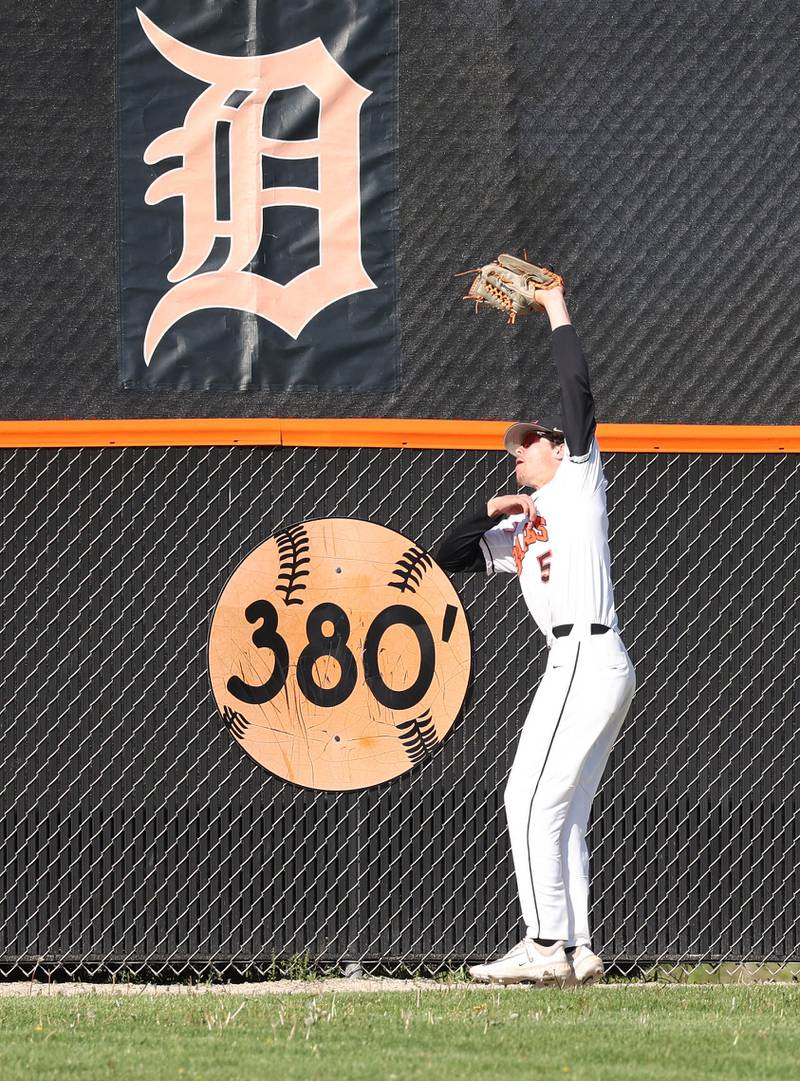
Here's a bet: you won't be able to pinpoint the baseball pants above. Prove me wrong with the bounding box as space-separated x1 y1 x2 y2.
503 625 636 945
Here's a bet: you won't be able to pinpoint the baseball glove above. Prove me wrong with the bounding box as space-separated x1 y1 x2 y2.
456 254 565 324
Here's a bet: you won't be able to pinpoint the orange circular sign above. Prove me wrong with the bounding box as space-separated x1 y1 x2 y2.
208 518 472 790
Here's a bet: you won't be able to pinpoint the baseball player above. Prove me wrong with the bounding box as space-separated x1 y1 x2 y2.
434 277 635 986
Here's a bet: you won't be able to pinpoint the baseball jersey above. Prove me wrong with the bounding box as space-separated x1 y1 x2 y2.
479 435 619 643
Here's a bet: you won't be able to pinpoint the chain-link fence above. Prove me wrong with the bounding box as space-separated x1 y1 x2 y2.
0 445 798 980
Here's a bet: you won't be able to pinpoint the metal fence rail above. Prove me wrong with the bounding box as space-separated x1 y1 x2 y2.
0 445 798 979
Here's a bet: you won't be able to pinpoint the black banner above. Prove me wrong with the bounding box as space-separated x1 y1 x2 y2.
117 1 398 389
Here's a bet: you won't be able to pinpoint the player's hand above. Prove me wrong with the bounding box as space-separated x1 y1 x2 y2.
531 282 565 307
487 494 536 520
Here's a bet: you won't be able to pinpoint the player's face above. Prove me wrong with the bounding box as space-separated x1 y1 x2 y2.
514 433 564 489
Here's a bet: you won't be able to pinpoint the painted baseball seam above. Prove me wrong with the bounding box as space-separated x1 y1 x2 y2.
273 524 310 606
387 546 433 594
221 704 250 741
395 708 438 764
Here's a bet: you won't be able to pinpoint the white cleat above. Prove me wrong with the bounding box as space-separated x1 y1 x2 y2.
568 945 605 986
469 938 572 986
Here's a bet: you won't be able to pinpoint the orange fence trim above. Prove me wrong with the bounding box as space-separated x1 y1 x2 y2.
0 419 797 452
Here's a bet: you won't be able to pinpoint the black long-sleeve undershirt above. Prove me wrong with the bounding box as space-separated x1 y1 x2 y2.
432 510 495 572
551 324 596 458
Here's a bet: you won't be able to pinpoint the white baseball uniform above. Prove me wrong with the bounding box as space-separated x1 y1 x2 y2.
434 323 636 949
480 434 636 945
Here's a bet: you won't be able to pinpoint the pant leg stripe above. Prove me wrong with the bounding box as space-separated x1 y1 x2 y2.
526 643 582 937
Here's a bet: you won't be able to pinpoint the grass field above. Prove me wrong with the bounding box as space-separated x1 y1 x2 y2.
2 985 798 1080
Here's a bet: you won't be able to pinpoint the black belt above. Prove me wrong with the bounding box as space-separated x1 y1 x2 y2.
552 623 610 638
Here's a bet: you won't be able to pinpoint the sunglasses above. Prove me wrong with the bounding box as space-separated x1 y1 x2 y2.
521 431 548 448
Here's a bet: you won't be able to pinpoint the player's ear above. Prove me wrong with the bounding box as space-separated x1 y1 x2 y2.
554 441 565 460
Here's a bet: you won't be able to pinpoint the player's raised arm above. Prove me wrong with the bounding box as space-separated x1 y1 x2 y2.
535 287 597 459
458 256 597 461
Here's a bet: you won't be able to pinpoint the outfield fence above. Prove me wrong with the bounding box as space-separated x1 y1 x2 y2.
0 444 798 980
